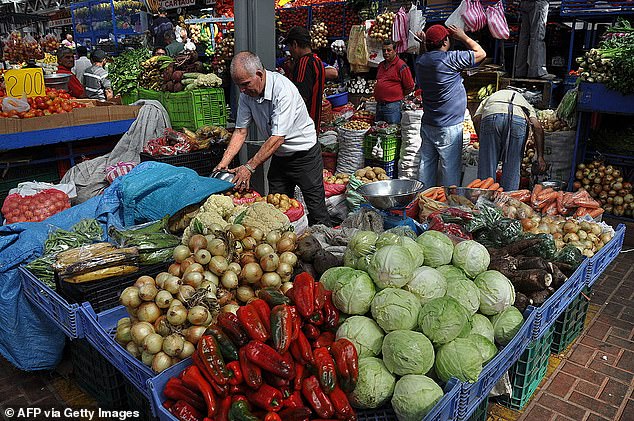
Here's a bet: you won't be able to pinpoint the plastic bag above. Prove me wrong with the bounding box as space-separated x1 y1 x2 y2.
407 4 425 53
345 175 366 212
462 0 487 32
2 188 70 224
554 245 584 269
2 96 30 113
486 1 510 39
347 25 369 67
446 0 468 30
523 233 557 260
105 162 137 184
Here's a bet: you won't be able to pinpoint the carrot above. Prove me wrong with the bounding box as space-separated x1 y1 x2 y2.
538 191 558 207
438 190 446 202
480 178 495 189
466 179 480 188
488 183 500 191
589 208 604 218
574 207 589 217
537 188 554 201
544 202 558 216
497 187 504 193
531 184 543 206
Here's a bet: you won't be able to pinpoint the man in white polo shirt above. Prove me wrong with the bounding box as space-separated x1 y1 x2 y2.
215 51 330 226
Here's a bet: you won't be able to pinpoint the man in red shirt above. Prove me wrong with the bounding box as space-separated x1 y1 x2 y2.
374 40 415 124
56 47 85 98
284 26 325 126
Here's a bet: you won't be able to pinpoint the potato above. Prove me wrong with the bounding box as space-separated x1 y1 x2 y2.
356 169 366 178
366 171 376 180
373 167 386 175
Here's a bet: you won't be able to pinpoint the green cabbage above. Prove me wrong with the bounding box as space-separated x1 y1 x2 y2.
368 245 416 289
405 266 447 305
418 297 470 346
348 231 379 257
382 330 435 376
343 249 357 268
436 265 467 283
473 270 516 316
401 236 425 268
371 288 421 332
434 338 483 383
416 230 454 267
451 240 490 278
376 231 402 249
336 316 385 358
445 277 481 316
391 375 444 421
470 314 495 343
467 334 498 365
349 357 396 409
333 269 376 315
320 266 356 291
490 306 524 346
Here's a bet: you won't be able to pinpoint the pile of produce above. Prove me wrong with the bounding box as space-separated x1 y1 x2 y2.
323 170 350 186
465 177 504 192
369 12 395 42
36 53 58 75
320 229 527 420
144 128 216 156
537 109 570 132
2 31 44 62
573 160 633 217
502 184 602 218
467 84 495 101
161 273 360 421
342 120 371 131
109 219 180 266
55 243 140 284
109 48 151 96
0 88 87 119
224 191 261 205
347 77 376 95
210 33 235 74
576 18 634 94
310 22 329 49
421 187 447 203
139 55 175 91
39 34 59 53
254 193 302 214
313 2 344 38
1 188 70 224
521 136 536 180
355 166 390 183
276 7 310 34
180 72 223 90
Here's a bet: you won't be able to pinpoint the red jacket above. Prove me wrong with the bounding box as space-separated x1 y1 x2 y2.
374 57 414 103
57 66 85 98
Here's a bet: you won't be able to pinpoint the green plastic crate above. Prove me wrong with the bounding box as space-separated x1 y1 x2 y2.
467 396 489 421
498 325 554 410
163 88 227 130
551 288 591 354
121 90 138 105
363 133 401 162
137 87 163 102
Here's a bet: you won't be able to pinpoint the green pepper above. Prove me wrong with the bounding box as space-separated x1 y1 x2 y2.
228 400 258 421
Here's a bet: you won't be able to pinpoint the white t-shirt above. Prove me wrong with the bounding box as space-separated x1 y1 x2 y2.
235 70 316 157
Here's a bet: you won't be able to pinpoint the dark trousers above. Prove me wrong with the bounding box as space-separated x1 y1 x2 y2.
268 143 331 226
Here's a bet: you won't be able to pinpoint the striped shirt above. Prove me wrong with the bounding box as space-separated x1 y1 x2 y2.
82 65 111 100
290 53 325 125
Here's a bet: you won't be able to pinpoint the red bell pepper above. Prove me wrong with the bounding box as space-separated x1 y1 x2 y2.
192 351 228 397
181 366 217 418
257 287 291 307
330 339 359 393
163 399 175 410
302 323 320 340
250 298 272 336
313 347 337 393
239 348 262 390
289 306 301 341
282 391 304 409
237 304 269 342
295 329 315 365
216 395 232 421
314 331 335 348
164 377 206 411
323 291 340 331
170 400 203 421
217 312 249 347
302 376 334 419
271 304 294 354
294 364 305 391
278 407 312 421
226 361 243 386
245 383 283 412
329 386 355 420
198 335 230 386
309 310 325 326
314 282 327 310
293 272 315 317
264 412 283 421
205 325 239 362
263 371 291 388
244 340 293 379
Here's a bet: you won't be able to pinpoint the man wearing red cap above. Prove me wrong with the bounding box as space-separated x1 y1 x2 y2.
373 40 415 124
414 25 486 188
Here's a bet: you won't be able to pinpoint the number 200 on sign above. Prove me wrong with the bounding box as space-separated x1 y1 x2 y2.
4 69 46 98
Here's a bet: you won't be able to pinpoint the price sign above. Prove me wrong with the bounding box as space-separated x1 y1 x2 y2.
4 68 46 98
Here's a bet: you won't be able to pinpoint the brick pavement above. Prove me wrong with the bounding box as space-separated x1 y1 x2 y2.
0 250 632 421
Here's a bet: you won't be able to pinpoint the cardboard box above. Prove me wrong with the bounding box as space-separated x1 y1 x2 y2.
108 105 141 122
20 113 71 132
69 106 110 126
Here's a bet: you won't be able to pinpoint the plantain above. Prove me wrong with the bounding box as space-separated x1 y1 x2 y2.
63 265 139 283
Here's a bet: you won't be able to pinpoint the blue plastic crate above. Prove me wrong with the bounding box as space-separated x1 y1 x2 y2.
577 83 634 115
148 360 191 421
527 258 588 341
586 224 625 287
364 159 398 178
18 266 83 339
458 309 536 420
80 303 191 402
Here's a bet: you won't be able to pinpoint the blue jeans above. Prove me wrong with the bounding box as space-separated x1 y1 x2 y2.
375 101 402 124
418 122 463 188
477 114 528 191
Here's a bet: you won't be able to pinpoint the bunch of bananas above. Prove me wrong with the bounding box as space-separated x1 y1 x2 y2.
476 84 496 100
139 55 174 90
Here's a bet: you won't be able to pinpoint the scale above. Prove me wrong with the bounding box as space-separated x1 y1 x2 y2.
357 179 428 235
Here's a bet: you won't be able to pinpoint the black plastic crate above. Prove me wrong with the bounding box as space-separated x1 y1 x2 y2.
139 145 237 177
57 264 166 314
70 339 127 409
356 408 396 421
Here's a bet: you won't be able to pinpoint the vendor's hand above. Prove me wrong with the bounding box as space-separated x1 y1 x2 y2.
537 157 547 174
447 25 467 41
213 160 230 173
415 31 426 42
231 165 252 191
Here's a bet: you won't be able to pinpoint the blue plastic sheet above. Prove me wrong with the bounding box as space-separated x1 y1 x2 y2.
0 162 231 370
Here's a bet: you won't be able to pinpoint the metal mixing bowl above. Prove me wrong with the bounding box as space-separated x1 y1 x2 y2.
210 170 235 182
443 187 499 208
44 73 71 91
357 179 425 210
541 180 567 191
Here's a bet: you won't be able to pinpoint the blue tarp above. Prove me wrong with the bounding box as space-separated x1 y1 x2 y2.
0 162 232 370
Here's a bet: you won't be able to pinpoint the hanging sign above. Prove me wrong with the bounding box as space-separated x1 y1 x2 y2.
161 0 196 10
4 68 46 98
49 18 73 27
